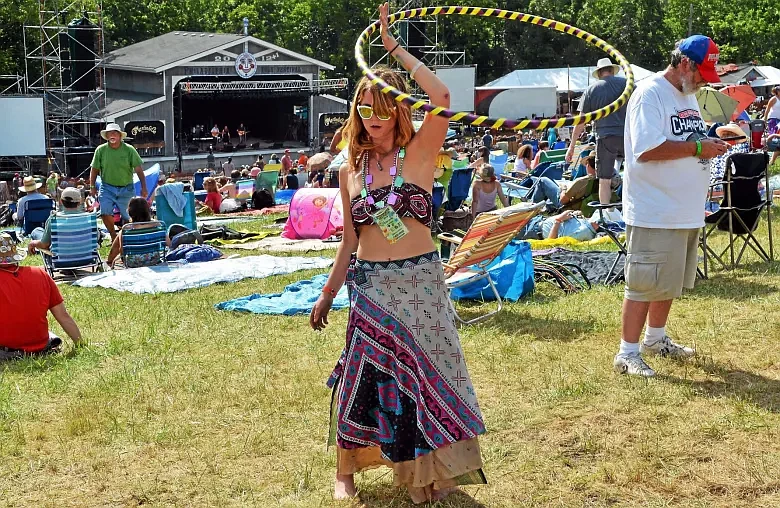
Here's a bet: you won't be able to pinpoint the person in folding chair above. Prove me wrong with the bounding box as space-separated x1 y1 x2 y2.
0 233 83 360
27 188 95 253
309 3 486 503
106 197 169 269
616 35 729 378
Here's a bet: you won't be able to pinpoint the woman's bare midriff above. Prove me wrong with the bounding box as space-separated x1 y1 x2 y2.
355 219 436 262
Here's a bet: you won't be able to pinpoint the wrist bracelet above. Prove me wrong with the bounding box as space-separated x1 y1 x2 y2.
389 42 400 55
322 286 337 297
695 139 702 157
409 61 424 80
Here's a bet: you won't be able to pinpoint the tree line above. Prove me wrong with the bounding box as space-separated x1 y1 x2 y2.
1 0 779 89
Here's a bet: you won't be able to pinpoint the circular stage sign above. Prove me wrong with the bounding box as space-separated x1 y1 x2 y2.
355 6 636 131
235 52 258 79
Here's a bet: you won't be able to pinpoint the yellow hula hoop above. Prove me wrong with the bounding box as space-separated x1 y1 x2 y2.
355 6 635 131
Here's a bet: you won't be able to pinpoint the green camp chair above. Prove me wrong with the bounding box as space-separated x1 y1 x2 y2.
256 169 279 194
539 148 568 164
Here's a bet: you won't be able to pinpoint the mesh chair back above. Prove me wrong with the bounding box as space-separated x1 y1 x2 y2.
121 221 167 268
49 212 100 269
23 198 55 235
256 170 279 193
488 151 509 176
156 192 196 230
445 167 474 211
715 152 769 233
445 202 543 274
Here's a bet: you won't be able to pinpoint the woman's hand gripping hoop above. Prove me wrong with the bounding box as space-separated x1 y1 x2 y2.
356 6 636 131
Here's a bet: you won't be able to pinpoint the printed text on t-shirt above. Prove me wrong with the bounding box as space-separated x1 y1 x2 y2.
670 109 706 137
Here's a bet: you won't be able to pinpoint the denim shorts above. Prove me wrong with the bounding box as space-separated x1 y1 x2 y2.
98 183 134 220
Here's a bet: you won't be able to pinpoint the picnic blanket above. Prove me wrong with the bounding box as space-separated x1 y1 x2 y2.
526 234 617 250
533 248 625 285
72 255 333 294
216 274 348 315
214 236 340 252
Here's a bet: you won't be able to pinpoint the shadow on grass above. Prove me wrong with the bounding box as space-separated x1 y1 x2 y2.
356 483 488 507
664 357 780 413
693 271 779 300
456 306 596 342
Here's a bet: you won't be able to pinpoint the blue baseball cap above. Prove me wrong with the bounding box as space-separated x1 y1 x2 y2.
678 35 720 83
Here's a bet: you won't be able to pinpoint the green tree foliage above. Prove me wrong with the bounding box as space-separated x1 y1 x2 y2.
1 0 779 84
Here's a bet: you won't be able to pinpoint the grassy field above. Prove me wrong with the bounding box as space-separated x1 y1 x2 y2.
1 210 779 507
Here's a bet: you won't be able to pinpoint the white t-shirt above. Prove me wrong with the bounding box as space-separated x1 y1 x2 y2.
623 73 709 229
513 157 528 172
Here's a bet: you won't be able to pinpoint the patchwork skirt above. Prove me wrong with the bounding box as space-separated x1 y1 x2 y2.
327 251 487 489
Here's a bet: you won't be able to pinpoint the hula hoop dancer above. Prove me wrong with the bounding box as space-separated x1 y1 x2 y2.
310 3 486 503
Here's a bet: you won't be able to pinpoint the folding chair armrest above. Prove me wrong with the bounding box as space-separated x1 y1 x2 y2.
38 248 53 256
438 232 464 245
587 201 623 210
500 174 527 183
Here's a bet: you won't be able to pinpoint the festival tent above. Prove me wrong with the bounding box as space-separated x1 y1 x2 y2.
483 64 655 93
282 188 343 239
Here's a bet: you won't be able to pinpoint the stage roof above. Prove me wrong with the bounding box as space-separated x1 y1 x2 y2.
483 64 655 93
104 31 334 73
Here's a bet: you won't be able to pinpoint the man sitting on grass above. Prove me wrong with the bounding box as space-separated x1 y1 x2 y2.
27 188 85 254
0 232 83 360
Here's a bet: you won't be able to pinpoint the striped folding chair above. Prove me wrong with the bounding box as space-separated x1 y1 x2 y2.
439 202 546 324
40 212 103 278
120 221 167 268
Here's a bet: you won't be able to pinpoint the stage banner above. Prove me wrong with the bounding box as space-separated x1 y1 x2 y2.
318 113 349 136
124 121 165 153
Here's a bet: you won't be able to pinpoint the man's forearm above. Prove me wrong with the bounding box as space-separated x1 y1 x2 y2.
637 140 696 163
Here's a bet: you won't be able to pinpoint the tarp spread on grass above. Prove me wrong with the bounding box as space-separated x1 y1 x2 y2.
72 255 334 294
215 274 349 315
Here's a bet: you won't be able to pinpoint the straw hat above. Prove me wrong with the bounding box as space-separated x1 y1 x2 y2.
592 58 621 79
0 232 26 265
715 123 748 140
19 176 42 193
100 122 127 141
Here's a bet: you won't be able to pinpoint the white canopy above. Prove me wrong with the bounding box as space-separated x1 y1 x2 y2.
482 64 655 93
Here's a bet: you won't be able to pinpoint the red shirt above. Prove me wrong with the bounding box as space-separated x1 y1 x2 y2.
0 266 63 352
204 191 223 213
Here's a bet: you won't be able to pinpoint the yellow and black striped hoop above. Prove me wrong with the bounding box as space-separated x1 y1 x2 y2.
356 6 635 131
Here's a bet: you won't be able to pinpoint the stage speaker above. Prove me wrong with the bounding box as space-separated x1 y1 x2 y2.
272 142 284 149
236 143 246 150
250 142 260 149
221 143 234 152
68 15 97 92
187 145 198 153
406 21 427 60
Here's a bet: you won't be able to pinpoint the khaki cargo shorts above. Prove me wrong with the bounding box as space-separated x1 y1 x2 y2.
624 225 700 302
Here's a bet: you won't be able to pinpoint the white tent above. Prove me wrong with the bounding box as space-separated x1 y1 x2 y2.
483 64 655 93
749 66 780 88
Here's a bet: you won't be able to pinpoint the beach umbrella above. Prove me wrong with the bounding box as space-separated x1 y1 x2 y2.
696 87 739 124
307 152 333 171
720 84 757 120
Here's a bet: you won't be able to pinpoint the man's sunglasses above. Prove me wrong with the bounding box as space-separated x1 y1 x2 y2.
357 105 394 121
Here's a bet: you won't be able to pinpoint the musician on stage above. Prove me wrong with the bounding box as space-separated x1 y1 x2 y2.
238 123 248 144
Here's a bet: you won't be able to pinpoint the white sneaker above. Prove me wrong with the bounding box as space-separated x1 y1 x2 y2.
613 353 656 377
640 335 695 359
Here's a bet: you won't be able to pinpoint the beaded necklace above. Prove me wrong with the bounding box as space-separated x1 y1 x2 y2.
360 147 406 209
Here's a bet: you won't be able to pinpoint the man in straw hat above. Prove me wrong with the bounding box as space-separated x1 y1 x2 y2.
13 176 48 224
566 57 627 206
0 233 83 360
614 35 729 377
89 123 147 241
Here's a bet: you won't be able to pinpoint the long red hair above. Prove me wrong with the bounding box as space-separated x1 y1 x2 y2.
343 67 415 169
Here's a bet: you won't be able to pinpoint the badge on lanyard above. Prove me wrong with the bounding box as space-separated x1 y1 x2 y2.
372 205 409 244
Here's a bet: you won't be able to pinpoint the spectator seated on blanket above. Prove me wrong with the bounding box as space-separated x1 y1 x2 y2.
27 188 87 254
518 209 599 242
106 197 170 268
471 165 509 218
709 123 751 184
286 167 300 190
197 177 222 213
468 145 490 170
0 232 83 360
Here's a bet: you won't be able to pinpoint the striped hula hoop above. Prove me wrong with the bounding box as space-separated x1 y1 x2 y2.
355 6 635 131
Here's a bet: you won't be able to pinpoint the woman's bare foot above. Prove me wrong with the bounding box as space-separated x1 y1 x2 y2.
334 473 357 500
432 487 460 501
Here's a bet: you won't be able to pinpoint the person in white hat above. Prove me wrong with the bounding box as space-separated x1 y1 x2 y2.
0 232 83 360
565 57 627 206
13 176 48 224
27 187 85 254
89 123 147 240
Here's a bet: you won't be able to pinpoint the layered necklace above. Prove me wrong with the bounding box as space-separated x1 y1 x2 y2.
360 147 406 209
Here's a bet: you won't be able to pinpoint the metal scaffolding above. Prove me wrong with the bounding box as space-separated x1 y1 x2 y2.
23 0 106 175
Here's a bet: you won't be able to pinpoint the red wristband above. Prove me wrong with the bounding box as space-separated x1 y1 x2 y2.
322 286 337 297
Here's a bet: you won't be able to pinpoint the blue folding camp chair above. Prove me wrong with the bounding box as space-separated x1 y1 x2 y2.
488 151 509 177
445 167 474 211
22 198 55 235
40 212 103 278
193 171 212 191
120 221 167 268
156 191 196 230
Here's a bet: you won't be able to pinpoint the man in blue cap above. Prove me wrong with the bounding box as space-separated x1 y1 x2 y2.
614 35 730 377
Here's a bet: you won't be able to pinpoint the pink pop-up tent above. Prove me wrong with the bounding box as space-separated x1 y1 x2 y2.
282 188 344 239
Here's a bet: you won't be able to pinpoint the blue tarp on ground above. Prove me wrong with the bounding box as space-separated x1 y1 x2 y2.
450 240 535 302
215 273 349 315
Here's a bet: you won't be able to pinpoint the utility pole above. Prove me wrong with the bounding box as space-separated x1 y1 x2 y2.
688 4 693 36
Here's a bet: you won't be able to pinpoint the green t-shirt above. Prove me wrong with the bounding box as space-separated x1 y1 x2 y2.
90 142 143 187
